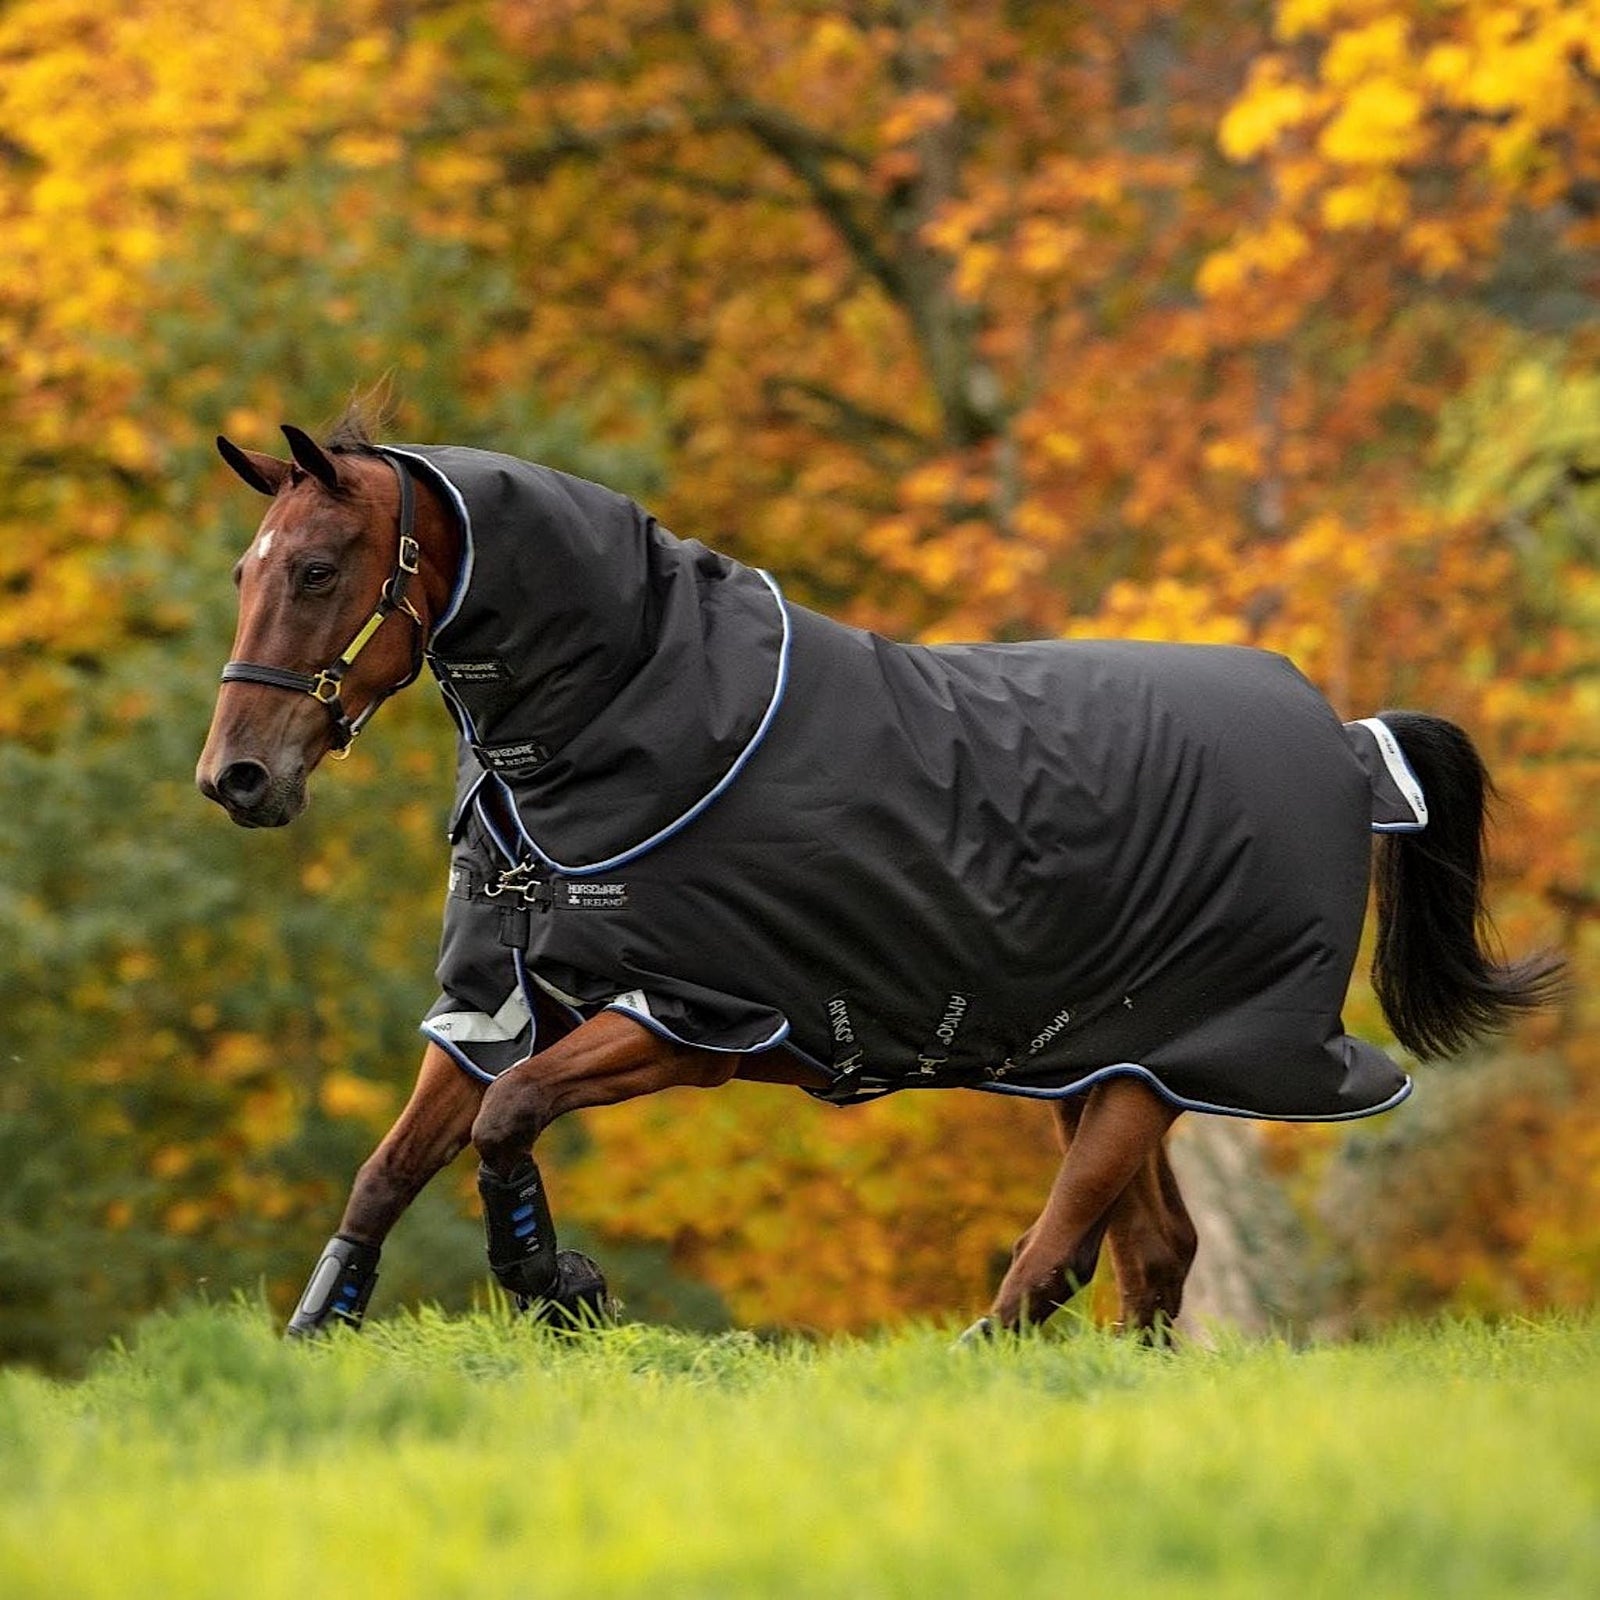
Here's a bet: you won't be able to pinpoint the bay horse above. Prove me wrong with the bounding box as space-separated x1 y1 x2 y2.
196 419 1560 1339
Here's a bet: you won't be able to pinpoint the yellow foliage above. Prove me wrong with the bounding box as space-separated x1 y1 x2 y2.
320 1072 395 1126
0 0 1592 1337
1197 219 1312 297
206 1033 272 1084
1322 16 1412 88
1318 78 1424 165
1320 173 1408 228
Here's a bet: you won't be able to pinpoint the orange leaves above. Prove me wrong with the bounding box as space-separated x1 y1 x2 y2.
1198 219 1313 298
879 90 957 149
1072 579 1250 649
560 1089 1060 1331
0 0 1591 1341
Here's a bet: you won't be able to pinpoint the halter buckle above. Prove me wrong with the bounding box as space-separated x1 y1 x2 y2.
218 452 422 749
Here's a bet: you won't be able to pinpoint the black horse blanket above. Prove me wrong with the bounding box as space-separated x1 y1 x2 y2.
393 445 1422 1121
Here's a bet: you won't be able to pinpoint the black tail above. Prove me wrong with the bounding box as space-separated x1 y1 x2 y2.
1371 711 1564 1060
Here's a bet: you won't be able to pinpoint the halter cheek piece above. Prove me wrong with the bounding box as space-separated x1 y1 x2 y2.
220 450 424 757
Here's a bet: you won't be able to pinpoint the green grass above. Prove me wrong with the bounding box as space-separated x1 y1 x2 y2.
1 1304 1597 1598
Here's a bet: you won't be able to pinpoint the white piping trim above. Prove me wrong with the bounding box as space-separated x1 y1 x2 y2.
420 1028 498 1085
503 568 792 876
402 443 791 874
423 987 532 1045
1354 716 1428 830
423 787 545 1085
603 1000 791 1055
379 446 475 639
773 1041 1412 1121
970 1059 1414 1122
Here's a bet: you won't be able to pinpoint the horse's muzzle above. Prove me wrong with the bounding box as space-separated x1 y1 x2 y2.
196 757 307 827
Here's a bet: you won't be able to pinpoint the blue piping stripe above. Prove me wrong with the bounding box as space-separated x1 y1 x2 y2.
379 447 475 640
433 983 1411 1120
401 446 791 876
499 570 792 877
969 1061 1415 1122
763 1041 1411 1122
419 1024 499 1086
602 1002 791 1056
473 790 520 865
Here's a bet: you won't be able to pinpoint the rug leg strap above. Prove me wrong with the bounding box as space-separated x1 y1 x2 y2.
479 1157 560 1302
286 1235 380 1338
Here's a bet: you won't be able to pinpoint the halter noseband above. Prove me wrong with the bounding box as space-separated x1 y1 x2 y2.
220 450 425 757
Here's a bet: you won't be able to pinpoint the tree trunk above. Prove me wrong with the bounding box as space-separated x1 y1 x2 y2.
1168 1117 1313 1339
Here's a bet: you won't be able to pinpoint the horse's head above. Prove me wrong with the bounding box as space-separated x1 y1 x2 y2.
196 425 452 827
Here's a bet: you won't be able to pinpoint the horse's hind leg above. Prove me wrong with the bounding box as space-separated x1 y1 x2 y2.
1012 1095 1196 1338
286 1042 482 1336
1000 1094 1092 1283
1103 1136 1197 1340
983 1075 1179 1333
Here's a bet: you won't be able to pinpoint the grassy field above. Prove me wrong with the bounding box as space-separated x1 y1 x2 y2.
0 1303 1596 1598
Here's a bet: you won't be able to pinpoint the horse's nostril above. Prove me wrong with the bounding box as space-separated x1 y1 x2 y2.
215 759 272 812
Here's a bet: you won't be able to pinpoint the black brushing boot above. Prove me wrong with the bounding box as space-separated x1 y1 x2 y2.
540 1249 612 1327
286 1236 380 1338
479 1158 614 1327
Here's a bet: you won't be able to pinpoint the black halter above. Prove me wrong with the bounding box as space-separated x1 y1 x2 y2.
220 449 425 756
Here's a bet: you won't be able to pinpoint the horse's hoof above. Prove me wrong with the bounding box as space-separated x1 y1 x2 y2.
518 1249 614 1330
953 1316 996 1348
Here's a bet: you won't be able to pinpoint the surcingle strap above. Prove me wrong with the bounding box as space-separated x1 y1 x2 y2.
1344 718 1429 833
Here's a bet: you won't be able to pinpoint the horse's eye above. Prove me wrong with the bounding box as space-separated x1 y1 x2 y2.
302 562 338 592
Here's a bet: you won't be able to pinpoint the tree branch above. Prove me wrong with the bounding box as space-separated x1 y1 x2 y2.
762 375 932 451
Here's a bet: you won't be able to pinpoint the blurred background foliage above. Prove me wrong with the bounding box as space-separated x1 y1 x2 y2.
0 0 1594 1368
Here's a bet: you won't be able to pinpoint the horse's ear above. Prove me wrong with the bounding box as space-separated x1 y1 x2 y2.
216 435 290 496
280 424 343 494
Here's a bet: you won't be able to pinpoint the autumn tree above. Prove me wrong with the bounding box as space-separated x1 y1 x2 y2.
438 0 1590 1326
0 0 1592 1357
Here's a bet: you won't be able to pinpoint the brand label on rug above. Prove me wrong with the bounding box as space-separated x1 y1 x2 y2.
475 738 552 776
558 881 628 910
912 992 972 1076
1025 1006 1074 1056
434 656 513 685
825 993 864 1076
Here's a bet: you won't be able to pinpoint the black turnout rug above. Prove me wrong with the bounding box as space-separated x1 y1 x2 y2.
395 445 1423 1122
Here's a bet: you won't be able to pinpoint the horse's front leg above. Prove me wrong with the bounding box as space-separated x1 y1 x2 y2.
471 1011 740 1311
287 1041 482 1336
